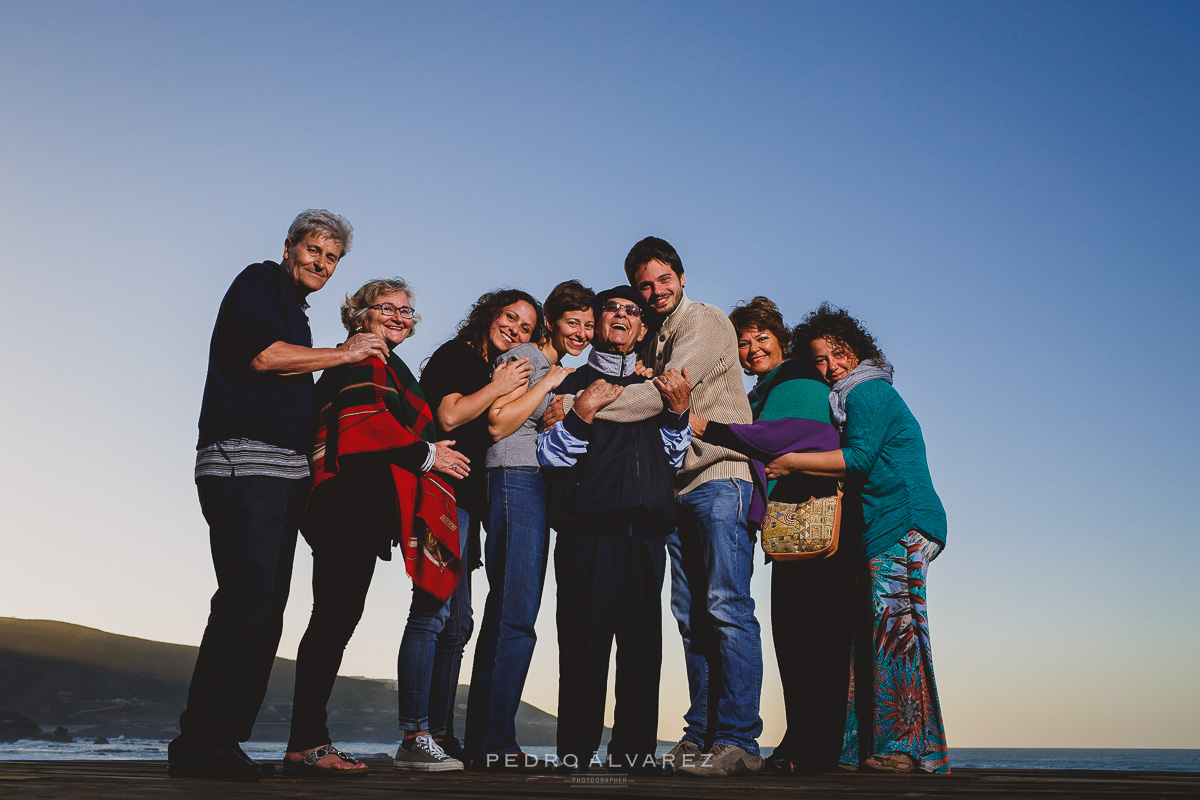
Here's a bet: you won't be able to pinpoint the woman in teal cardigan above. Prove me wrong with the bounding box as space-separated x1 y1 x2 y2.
767 302 949 775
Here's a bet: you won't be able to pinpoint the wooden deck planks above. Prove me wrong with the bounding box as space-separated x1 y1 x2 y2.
0 760 1198 799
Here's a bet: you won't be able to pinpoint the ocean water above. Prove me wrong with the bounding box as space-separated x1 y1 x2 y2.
2 739 1199 772
949 748 1200 772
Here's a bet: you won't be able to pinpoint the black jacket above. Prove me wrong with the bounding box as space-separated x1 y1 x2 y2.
545 358 684 540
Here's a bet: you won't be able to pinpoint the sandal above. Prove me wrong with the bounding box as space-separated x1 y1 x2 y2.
283 744 368 777
864 753 915 774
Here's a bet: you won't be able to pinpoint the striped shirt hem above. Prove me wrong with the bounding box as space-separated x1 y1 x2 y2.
195 438 311 480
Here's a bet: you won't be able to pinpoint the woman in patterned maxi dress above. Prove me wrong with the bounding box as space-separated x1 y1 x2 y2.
766 303 950 775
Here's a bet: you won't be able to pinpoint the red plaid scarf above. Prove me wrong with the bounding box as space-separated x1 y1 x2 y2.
311 354 461 601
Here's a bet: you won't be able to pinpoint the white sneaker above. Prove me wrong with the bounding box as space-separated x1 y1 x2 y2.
392 734 464 771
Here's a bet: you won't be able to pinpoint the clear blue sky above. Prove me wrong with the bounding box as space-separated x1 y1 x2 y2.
2 0 1197 748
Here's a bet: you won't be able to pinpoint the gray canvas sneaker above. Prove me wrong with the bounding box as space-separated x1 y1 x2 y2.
677 743 764 777
392 734 464 771
660 739 704 773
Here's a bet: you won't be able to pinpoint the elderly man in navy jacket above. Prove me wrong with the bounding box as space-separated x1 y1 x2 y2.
537 285 691 774
169 210 387 781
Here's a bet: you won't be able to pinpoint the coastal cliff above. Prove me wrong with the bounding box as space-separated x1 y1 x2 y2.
0 617 557 744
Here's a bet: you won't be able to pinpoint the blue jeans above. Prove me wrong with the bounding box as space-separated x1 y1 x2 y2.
667 478 763 754
397 505 474 736
465 467 550 758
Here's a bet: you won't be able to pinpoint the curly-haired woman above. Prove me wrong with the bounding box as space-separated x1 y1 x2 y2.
766 302 949 775
391 289 543 771
464 280 595 770
689 297 850 774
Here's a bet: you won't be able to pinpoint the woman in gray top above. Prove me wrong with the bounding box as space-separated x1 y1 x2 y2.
463 280 596 769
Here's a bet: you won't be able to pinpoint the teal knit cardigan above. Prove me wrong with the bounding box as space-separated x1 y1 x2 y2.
842 379 947 561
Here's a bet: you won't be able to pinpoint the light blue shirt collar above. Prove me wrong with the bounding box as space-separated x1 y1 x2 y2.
587 348 638 377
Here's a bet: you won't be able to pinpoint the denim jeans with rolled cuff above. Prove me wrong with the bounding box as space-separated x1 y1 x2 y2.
667 478 763 755
397 506 474 736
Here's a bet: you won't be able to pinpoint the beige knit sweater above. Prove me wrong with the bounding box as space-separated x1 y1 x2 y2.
563 292 752 496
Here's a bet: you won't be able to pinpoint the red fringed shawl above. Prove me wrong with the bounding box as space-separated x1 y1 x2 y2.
310 354 461 601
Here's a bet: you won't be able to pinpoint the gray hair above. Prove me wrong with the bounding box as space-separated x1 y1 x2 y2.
286 209 354 256
341 278 419 335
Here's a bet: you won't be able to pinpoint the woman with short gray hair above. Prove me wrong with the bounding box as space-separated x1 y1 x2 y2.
340 278 421 335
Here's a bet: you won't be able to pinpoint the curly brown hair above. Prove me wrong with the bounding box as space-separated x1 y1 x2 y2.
729 296 792 360
791 302 887 367
454 288 545 358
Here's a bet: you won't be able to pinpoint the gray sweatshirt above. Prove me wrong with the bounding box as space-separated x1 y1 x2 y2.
485 343 552 469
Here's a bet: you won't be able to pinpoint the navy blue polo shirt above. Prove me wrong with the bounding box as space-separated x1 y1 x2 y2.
197 261 318 453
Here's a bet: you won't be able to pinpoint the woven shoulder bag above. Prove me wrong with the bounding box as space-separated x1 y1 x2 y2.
760 485 842 561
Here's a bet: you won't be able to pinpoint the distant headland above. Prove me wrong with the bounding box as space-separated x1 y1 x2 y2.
0 617 557 744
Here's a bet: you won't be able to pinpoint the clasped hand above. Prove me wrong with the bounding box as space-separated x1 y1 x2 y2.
491 358 532 394
431 440 470 479
764 453 803 480
341 332 389 363
573 380 623 423
652 367 691 414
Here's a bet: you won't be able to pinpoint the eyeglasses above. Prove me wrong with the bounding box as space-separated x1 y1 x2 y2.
602 301 641 317
369 303 418 319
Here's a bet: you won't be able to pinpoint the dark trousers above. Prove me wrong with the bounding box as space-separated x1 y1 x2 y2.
179 475 308 744
555 530 665 768
771 542 855 770
287 529 378 751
